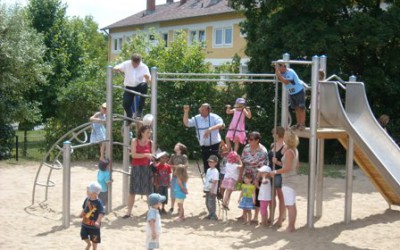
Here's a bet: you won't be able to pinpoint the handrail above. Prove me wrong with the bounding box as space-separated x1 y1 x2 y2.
322 80 347 90
271 60 313 65
157 72 276 78
113 85 150 98
157 78 276 83
325 74 346 84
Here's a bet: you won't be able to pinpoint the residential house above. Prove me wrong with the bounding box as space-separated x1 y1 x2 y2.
103 0 249 72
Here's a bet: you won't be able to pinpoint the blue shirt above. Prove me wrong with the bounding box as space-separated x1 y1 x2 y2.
97 169 110 192
188 113 223 146
281 68 304 95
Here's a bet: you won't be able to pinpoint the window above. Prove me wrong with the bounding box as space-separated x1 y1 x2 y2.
189 29 206 46
113 37 123 51
213 27 233 48
162 33 168 47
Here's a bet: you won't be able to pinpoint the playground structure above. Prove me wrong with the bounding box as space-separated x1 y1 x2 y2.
32 53 400 229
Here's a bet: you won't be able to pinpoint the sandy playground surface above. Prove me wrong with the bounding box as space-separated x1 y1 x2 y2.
0 160 399 250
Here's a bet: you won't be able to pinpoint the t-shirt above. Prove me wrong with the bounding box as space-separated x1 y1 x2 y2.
224 162 240 180
258 179 272 201
156 163 172 187
146 207 161 249
241 184 256 198
114 60 151 87
281 68 304 95
97 169 110 192
204 168 219 193
81 198 105 229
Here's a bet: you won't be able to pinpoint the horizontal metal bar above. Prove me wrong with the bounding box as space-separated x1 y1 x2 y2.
113 142 131 148
71 140 109 150
113 168 131 176
272 60 313 65
113 114 143 123
157 78 276 83
113 85 150 98
157 72 276 78
325 74 346 84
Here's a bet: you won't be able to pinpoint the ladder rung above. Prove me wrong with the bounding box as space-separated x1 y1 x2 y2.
35 180 55 187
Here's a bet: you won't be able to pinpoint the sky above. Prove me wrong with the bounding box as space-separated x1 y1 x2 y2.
2 0 166 29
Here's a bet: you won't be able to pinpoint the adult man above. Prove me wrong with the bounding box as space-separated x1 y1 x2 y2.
275 60 306 130
114 53 151 126
183 103 224 173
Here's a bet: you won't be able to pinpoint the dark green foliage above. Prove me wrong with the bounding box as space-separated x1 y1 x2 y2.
0 125 15 160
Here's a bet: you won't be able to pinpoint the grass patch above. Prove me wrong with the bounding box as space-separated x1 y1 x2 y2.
298 162 346 178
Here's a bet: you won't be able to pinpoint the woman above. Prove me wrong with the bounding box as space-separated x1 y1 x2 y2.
268 126 286 226
123 125 155 218
270 129 299 232
239 131 268 223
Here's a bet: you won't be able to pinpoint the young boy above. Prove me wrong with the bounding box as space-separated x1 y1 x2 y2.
97 159 111 213
81 182 105 250
155 152 171 214
203 155 220 220
146 193 166 250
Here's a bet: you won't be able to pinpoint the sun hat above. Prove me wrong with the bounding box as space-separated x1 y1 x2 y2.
226 151 240 163
258 165 272 173
101 102 107 108
148 193 166 206
235 98 246 105
88 182 102 194
207 155 219 162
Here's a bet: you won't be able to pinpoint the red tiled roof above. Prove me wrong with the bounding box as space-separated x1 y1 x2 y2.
103 0 236 30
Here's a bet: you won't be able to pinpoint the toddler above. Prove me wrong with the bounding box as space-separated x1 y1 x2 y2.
155 152 171 214
146 193 165 250
238 173 256 225
225 98 252 152
168 143 188 214
257 165 272 226
174 164 188 222
221 151 242 210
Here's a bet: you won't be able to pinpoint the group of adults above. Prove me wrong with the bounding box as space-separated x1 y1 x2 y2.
114 53 301 232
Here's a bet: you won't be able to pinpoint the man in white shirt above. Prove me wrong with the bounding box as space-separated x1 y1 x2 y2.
114 53 151 126
183 103 224 173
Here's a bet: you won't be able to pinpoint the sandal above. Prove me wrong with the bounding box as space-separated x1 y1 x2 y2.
122 214 131 219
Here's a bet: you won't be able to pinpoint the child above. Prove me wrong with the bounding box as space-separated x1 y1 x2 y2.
238 173 256 225
221 151 242 210
155 152 171 214
225 98 252 152
257 165 272 226
203 155 220 220
97 159 111 213
218 142 229 199
146 193 166 250
168 143 188 214
81 182 105 250
90 103 107 161
174 164 188 222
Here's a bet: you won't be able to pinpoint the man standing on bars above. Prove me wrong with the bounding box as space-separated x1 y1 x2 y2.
183 103 224 174
114 53 151 126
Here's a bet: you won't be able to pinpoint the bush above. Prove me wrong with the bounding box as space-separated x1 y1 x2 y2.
0 124 15 160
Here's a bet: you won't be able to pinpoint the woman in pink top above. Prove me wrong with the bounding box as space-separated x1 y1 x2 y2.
123 125 155 218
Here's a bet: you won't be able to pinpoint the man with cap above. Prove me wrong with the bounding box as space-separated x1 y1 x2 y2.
146 193 166 250
183 103 224 173
275 60 306 130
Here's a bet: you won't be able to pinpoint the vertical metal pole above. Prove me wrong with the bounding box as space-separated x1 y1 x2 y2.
344 137 354 224
62 141 71 229
281 53 290 128
349 75 357 82
319 55 327 76
307 55 319 228
23 130 27 157
315 139 324 217
122 119 130 206
150 67 158 152
106 66 113 213
15 135 18 161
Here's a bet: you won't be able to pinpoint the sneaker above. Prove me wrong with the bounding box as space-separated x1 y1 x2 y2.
203 215 211 220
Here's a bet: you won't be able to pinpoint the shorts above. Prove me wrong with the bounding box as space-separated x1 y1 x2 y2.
282 186 296 206
272 174 282 188
98 191 108 210
289 89 305 109
221 177 236 191
158 186 169 204
176 198 185 204
81 226 101 243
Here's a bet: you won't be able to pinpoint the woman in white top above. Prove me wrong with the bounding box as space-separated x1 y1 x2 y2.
270 129 299 232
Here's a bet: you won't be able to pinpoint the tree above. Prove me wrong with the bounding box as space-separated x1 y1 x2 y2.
0 3 48 159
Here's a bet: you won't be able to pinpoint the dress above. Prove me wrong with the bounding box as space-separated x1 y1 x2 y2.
90 112 106 143
238 184 255 210
130 139 153 195
221 162 240 191
174 180 187 200
226 109 247 144
146 207 161 249
168 154 188 199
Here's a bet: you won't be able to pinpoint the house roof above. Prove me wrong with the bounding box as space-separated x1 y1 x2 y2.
103 0 236 30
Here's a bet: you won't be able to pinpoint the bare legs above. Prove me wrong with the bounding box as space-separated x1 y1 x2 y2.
226 136 240 152
286 204 297 232
270 188 286 226
222 189 233 208
100 143 105 161
295 107 306 126
125 193 136 216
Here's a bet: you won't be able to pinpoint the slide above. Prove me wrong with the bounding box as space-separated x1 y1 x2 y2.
319 81 400 206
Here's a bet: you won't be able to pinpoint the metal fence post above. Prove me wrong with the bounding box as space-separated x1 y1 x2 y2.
62 141 71 228
15 135 19 161
106 66 113 213
151 67 158 152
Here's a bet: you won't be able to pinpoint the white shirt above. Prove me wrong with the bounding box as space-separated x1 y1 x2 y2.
224 162 241 180
258 179 272 201
204 168 219 193
114 60 151 87
188 113 223 146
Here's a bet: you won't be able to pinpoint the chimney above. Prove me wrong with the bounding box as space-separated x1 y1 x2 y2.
167 0 174 3
180 0 187 5
146 0 156 14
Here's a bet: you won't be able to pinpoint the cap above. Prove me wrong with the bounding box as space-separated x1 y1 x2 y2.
101 102 107 108
207 155 219 162
235 98 246 105
88 182 102 194
258 165 272 173
98 159 109 171
148 193 166 206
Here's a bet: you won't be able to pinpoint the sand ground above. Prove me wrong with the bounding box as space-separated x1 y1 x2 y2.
0 160 399 250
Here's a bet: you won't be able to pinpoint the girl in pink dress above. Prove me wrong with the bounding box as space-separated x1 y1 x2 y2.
225 98 252 152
